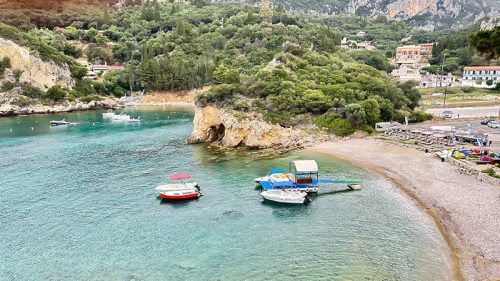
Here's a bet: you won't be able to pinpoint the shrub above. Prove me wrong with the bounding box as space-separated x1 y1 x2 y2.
0 57 11 76
45 84 67 101
12 96 31 107
363 125 375 134
79 95 103 103
0 57 11 68
21 84 45 98
1 81 15 92
462 86 475 93
232 100 250 112
486 80 493 86
410 110 432 123
316 117 356 137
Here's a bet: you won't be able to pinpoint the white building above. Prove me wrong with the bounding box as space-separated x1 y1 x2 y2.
462 66 500 88
390 65 422 83
419 73 454 88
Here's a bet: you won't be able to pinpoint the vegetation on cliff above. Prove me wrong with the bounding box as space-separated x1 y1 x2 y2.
5 1 494 132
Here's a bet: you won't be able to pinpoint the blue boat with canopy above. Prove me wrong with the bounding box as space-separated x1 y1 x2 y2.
256 160 361 193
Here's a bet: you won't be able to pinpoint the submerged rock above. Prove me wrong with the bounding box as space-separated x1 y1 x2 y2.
187 105 325 151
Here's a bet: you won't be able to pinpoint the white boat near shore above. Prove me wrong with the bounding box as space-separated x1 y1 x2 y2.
261 189 308 205
111 113 140 123
50 119 70 126
102 110 116 119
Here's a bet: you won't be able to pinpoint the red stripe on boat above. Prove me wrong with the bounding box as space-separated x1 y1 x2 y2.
159 193 200 200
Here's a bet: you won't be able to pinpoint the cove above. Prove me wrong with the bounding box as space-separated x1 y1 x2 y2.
0 106 452 280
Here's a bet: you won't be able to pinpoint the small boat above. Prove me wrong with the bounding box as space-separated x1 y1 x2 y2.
155 174 202 201
50 119 70 126
261 189 309 205
111 113 141 123
435 150 449 162
254 169 285 184
102 110 116 119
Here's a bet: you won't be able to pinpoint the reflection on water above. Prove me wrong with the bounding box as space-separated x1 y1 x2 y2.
0 107 452 281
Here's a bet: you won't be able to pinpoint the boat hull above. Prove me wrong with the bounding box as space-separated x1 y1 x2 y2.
159 192 201 200
260 190 307 205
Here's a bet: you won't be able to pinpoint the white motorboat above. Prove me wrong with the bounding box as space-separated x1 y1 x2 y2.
102 110 116 119
260 189 308 205
50 119 70 126
155 182 202 200
111 113 141 123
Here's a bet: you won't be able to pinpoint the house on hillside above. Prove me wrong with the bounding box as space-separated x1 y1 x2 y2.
86 63 125 79
418 43 434 53
419 73 454 88
462 66 500 88
341 37 377 51
356 31 366 37
395 45 421 61
390 65 422 83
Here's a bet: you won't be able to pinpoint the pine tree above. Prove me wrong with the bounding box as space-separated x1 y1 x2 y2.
128 62 136 94
260 0 273 23
103 5 111 25
153 0 161 22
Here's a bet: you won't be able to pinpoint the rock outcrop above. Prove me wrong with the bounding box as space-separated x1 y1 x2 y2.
0 98 122 116
0 37 75 90
188 105 325 151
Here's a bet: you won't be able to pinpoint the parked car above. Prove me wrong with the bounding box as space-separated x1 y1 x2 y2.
442 110 453 118
481 118 494 125
487 121 499 128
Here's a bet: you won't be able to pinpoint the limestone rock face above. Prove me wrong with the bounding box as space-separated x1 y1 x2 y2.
188 105 324 151
0 37 75 90
0 98 121 116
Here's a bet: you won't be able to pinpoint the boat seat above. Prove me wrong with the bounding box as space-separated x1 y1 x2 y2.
296 178 313 184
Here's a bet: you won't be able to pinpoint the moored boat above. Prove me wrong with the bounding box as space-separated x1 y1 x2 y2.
155 174 202 201
102 110 116 119
111 113 141 123
50 119 70 126
261 189 308 205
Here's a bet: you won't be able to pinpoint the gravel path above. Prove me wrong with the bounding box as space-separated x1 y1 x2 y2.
312 139 500 281
426 106 500 118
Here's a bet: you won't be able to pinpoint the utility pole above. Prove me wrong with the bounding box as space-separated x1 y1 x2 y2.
441 53 447 108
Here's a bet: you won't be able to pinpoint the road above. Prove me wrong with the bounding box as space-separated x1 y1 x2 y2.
426 106 500 119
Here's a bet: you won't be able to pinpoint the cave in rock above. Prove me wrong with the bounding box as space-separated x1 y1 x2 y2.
208 124 225 142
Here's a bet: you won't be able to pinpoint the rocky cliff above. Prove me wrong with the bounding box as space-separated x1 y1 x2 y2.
188 105 326 151
213 0 498 29
0 97 121 116
0 37 75 90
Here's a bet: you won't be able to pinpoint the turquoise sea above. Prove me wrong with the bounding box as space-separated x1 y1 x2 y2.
0 107 452 280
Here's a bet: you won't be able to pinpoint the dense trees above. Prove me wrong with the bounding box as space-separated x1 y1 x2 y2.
0 1 429 133
470 26 500 60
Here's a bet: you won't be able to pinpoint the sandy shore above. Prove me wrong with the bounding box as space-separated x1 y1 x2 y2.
311 139 500 281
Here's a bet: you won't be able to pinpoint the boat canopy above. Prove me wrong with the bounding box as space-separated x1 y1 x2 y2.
170 173 191 180
289 160 318 174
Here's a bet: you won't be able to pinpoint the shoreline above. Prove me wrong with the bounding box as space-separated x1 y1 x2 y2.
0 102 196 117
310 139 500 281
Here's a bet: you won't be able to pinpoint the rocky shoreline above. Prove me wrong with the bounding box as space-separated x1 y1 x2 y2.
0 98 123 116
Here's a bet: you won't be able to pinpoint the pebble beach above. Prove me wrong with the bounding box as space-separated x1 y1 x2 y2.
312 139 500 281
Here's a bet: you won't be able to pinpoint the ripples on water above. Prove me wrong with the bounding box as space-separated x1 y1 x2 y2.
0 107 451 280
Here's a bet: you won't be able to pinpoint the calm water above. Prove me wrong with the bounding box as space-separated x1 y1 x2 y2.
0 107 452 281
